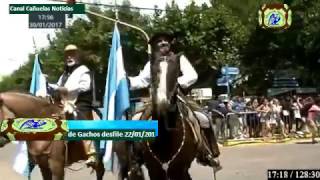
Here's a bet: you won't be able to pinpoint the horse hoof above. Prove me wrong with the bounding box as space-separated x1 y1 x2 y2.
213 165 222 172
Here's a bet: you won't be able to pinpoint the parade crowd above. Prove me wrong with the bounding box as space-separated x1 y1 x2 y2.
206 95 320 143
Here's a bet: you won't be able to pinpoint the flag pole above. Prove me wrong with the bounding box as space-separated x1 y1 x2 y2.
85 10 151 55
32 36 37 54
86 7 151 173
28 36 39 180
85 9 152 100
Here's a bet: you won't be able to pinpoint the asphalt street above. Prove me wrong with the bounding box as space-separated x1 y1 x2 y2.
1 142 320 180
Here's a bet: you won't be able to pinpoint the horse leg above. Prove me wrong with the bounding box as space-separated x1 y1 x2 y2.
182 168 192 180
48 142 65 180
145 164 166 180
39 166 53 180
118 166 128 180
48 158 65 180
34 154 52 180
95 155 105 180
169 167 192 180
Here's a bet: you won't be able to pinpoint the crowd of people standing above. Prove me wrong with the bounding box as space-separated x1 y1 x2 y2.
207 95 320 143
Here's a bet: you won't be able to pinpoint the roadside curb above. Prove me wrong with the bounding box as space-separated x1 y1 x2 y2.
222 134 318 147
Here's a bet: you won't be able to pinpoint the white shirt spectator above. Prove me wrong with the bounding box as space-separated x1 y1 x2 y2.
292 102 302 119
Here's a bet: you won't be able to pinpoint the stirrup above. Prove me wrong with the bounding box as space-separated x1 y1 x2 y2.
85 158 97 168
210 157 222 172
197 154 222 170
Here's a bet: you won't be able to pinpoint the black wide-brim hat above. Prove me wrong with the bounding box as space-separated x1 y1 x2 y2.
148 32 175 44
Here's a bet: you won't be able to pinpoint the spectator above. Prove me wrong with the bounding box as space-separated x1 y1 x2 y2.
282 97 294 133
270 98 286 137
256 98 271 138
307 97 320 144
300 97 314 133
237 97 248 138
247 98 260 137
226 98 240 139
292 97 303 131
212 98 229 140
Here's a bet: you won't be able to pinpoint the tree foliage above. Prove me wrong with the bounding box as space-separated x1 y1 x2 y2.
1 0 320 96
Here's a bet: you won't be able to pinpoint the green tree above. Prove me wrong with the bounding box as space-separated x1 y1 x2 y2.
239 0 320 94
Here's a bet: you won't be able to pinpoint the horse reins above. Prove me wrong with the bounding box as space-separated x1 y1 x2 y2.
146 114 186 177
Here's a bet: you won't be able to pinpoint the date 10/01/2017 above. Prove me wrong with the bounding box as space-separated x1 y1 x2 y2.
268 169 320 179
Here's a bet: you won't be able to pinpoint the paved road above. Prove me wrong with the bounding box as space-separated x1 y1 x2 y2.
1 142 320 180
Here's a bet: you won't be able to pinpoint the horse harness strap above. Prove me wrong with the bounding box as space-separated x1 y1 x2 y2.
176 94 203 149
177 95 218 160
146 116 186 174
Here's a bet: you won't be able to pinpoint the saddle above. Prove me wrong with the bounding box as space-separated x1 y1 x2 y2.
133 94 204 151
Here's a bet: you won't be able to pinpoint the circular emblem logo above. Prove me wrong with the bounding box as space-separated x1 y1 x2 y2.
0 120 8 132
265 10 286 28
12 118 57 133
258 3 292 30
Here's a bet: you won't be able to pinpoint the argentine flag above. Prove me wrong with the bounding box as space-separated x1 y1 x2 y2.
13 54 47 178
101 24 130 171
29 54 47 97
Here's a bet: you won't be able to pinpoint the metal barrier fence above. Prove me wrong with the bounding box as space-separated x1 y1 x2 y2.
212 111 260 142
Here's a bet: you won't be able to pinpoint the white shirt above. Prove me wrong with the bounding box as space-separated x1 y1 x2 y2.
49 65 91 103
292 102 301 119
128 55 198 90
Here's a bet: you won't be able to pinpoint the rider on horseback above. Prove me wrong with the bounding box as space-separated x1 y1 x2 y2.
128 32 221 169
48 44 93 112
48 44 97 165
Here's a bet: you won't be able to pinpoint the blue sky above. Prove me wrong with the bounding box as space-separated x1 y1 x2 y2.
0 0 210 76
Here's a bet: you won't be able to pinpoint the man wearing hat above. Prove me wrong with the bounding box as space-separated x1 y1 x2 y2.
128 32 221 169
49 44 92 113
129 32 198 90
48 44 96 165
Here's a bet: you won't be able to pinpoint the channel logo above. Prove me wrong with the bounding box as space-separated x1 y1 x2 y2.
258 3 292 30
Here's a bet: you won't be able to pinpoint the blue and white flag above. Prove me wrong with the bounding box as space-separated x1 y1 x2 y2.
29 54 47 97
13 54 47 178
101 24 130 171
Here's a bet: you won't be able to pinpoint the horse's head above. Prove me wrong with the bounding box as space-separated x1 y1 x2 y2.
150 51 180 118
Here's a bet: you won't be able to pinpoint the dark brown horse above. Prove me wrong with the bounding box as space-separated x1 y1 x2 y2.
0 92 105 180
138 51 199 180
113 141 146 180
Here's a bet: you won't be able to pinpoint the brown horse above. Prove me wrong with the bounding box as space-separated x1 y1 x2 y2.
136 51 199 180
113 141 146 180
0 92 105 180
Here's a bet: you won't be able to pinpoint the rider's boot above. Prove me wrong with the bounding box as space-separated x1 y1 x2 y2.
196 147 221 171
203 128 220 157
84 140 97 167
197 128 222 171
